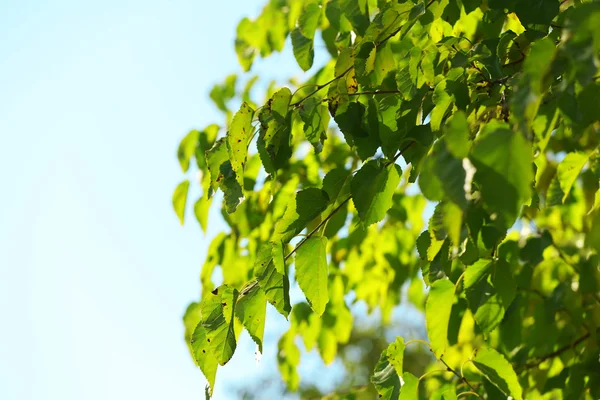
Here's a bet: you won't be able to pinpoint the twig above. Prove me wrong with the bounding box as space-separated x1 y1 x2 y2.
439 357 482 398
518 330 594 371
290 66 353 107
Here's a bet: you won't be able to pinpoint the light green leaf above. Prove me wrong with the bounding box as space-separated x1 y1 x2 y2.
470 123 533 228
291 28 314 71
271 87 292 124
295 237 329 316
554 152 590 204
298 2 321 39
426 279 455 357
227 102 254 187
399 372 419 400
464 259 493 289
272 188 330 244
254 244 291 317
235 284 267 352
173 180 190 225
178 130 199 172
351 161 402 226
430 201 463 247
194 195 212 233
190 323 218 396
219 161 244 213
272 241 285 275
473 347 523 400
386 336 406 377
200 285 239 365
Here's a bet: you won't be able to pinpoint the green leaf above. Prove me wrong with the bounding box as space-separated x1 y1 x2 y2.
173 180 190 225
444 111 470 159
334 101 380 160
291 28 314 71
430 201 463 247
178 130 199 172
194 195 212 233
219 161 244 213
465 260 516 333
553 152 591 205
272 188 330 244
254 244 291 317
298 2 321 39
190 323 218 396
206 138 229 198
200 285 239 365
299 97 330 153
271 87 292 124
464 259 493 289
227 102 254 187
473 347 523 400
399 372 419 400
386 336 406 377
272 240 285 275
470 123 533 228
351 161 401 226
426 279 455 357
235 284 267 352
295 237 329 316
372 349 400 400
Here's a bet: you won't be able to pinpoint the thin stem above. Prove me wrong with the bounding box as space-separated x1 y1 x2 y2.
439 357 481 398
457 391 480 399
419 369 452 381
454 271 466 295
405 339 432 348
346 90 403 97
290 66 353 107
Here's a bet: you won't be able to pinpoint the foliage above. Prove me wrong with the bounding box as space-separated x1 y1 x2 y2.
176 0 600 398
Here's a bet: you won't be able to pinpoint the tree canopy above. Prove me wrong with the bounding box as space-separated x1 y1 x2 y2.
175 0 600 398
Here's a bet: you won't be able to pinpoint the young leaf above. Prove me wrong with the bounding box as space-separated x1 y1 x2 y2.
235 284 267 352
172 180 190 225
444 111 470 159
200 285 239 365
271 240 285 275
227 102 254 187
194 193 212 233
205 138 229 198
426 279 455 357
295 237 329 316
351 161 402 226
473 347 523 400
